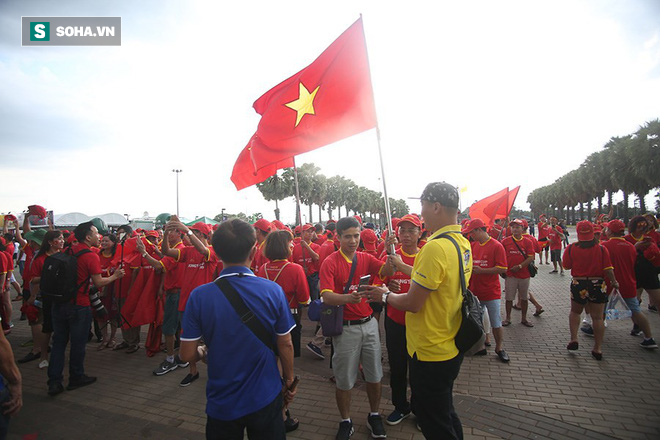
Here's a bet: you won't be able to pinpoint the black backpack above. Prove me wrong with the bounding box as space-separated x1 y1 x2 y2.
40 249 92 303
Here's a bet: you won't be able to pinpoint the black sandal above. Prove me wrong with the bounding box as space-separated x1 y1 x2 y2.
284 410 299 432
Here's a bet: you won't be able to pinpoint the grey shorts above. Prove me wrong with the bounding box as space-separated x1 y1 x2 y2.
505 277 530 301
162 291 180 336
332 317 382 390
481 299 502 329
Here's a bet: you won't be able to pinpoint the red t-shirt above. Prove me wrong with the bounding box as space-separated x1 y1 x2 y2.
548 225 563 250
319 250 385 321
537 222 551 241
292 241 321 274
250 242 268 273
602 238 637 298
257 260 310 308
21 245 36 290
27 253 47 295
0 252 8 290
469 238 507 301
318 239 338 266
488 225 503 241
313 235 327 246
523 234 541 253
160 241 184 291
176 246 220 311
377 247 417 325
501 236 535 279
562 243 613 278
71 243 102 307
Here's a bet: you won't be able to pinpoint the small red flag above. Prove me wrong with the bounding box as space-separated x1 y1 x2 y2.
469 187 520 227
231 17 377 190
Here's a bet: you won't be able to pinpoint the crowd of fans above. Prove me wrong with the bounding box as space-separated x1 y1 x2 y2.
1 203 659 439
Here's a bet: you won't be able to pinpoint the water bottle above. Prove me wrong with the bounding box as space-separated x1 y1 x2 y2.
34 299 43 308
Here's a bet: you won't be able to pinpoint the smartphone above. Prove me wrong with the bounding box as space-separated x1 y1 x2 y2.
359 275 371 286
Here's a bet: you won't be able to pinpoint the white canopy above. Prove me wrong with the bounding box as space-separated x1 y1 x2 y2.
53 212 92 227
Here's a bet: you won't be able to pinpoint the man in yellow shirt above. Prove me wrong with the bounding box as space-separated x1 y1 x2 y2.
362 182 470 440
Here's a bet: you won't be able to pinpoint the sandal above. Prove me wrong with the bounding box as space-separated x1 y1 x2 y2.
502 320 511 327
591 351 603 361
113 341 129 351
284 410 299 433
126 344 140 353
567 341 578 351
105 339 117 350
533 309 545 317
512 305 521 310
521 321 534 327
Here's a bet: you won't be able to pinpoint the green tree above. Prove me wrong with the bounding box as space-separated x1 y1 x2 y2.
256 171 293 221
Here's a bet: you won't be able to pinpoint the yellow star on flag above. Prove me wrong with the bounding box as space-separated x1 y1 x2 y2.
285 82 320 127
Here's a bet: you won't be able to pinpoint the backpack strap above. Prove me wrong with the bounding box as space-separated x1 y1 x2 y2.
214 276 274 353
343 254 359 294
73 249 94 300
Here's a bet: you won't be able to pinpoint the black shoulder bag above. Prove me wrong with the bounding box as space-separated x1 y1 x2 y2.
512 238 537 277
214 276 275 353
434 232 486 356
319 254 358 337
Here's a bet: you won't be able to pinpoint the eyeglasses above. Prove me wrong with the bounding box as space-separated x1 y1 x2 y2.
398 228 419 235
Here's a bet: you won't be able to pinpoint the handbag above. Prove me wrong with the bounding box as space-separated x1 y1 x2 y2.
434 233 486 356
511 237 537 278
319 254 358 337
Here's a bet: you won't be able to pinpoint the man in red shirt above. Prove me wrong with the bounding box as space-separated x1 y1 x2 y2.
377 214 421 425
320 216 392 439
548 217 565 274
604 220 657 349
465 219 510 362
47 222 125 396
162 220 220 387
502 219 536 327
250 219 272 273
360 228 379 257
292 224 321 300
313 223 327 246
521 220 544 316
537 214 551 264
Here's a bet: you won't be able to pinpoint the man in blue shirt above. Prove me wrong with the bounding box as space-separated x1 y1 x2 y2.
0 315 22 438
180 218 296 440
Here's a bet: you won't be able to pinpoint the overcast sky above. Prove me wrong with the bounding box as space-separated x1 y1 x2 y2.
1 0 659 223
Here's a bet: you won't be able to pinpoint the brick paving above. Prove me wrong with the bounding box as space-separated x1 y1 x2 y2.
5 231 660 439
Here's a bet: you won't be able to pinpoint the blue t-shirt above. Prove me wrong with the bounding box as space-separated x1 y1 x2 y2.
181 265 295 421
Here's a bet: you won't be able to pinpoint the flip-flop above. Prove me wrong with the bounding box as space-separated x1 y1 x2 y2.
521 321 534 327
512 305 521 310
567 341 579 350
502 320 511 327
533 309 545 317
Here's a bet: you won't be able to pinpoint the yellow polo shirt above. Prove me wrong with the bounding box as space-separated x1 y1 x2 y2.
407 225 472 361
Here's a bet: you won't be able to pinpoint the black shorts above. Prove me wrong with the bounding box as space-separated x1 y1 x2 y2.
550 249 562 262
571 278 608 304
635 257 660 290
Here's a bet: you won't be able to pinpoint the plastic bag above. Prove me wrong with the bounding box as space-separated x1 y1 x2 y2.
606 289 632 320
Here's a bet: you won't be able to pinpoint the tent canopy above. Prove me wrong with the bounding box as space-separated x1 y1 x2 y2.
185 216 219 226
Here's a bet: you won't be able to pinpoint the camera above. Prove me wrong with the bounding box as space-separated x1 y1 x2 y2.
89 287 107 316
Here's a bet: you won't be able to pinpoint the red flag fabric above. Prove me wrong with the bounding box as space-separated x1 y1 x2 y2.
469 187 513 227
121 266 161 330
231 17 377 190
231 134 294 190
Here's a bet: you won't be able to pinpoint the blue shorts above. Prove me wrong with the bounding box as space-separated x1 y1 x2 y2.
481 299 502 329
623 296 642 314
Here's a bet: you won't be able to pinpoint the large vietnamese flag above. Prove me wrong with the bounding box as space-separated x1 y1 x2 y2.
231 17 377 190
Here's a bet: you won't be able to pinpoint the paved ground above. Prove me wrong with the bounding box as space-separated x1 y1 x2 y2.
5 231 660 439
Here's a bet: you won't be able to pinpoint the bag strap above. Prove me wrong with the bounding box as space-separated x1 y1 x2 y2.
343 254 359 294
511 237 527 259
214 276 274 353
431 232 467 299
264 261 290 284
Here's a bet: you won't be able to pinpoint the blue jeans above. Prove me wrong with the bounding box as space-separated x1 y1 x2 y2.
48 303 92 385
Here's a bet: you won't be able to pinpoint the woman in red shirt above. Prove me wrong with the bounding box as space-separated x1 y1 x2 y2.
257 230 309 433
562 221 618 360
21 230 65 369
97 233 119 349
626 216 660 313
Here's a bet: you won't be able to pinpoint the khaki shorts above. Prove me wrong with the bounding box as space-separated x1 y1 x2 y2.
504 277 530 301
331 317 382 390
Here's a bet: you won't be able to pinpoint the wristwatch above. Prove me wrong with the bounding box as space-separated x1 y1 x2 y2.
187 230 193 236
382 291 390 304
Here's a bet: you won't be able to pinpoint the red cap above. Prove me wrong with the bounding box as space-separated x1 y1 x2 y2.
576 220 594 241
354 215 362 225
593 224 603 233
521 219 529 229
28 205 48 219
360 229 378 251
463 218 486 235
302 223 314 232
3 214 17 223
66 234 77 244
212 223 220 231
271 220 285 230
391 218 401 230
294 225 301 235
144 230 159 239
253 219 272 234
510 219 524 226
326 219 336 224
605 219 625 233
398 214 422 229
190 222 211 237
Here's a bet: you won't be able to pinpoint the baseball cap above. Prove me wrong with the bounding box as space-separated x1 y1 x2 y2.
398 214 422 229
28 204 48 219
144 230 159 239
414 182 459 208
360 229 378 251
253 219 272 234
302 223 314 232
521 219 529 229
576 220 594 241
463 218 486 235
326 219 336 224
593 224 603 234
509 219 524 227
190 222 211 237
24 228 48 246
271 220 285 230
605 219 625 233
294 225 301 235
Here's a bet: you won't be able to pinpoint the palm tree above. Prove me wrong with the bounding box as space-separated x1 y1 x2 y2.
309 174 328 223
256 170 293 221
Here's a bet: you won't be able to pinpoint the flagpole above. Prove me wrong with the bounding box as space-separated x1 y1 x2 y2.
292 158 304 230
360 15 394 252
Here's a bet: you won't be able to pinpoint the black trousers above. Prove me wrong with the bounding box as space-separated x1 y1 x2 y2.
409 352 464 440
384 315 410 413
291 312 302 358
206 393 284 440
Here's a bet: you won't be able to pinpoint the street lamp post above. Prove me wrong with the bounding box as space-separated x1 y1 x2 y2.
221 208 226 222
172 169 182 217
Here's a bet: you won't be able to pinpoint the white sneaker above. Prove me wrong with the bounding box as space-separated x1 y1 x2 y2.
38 360 49 369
